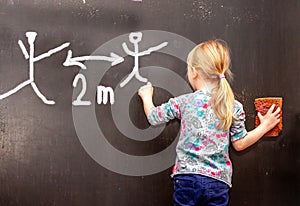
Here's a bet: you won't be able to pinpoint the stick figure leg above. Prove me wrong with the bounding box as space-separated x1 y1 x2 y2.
120 71 136 88
0 80 32 100
31 82 55 105
135 72 148 83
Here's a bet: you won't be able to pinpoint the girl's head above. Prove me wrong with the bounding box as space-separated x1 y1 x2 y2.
187 40 235 131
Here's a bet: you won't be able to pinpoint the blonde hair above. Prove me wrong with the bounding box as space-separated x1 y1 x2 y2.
187 40 235 131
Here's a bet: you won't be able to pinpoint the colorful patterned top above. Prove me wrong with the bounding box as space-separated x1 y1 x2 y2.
147 90 247 187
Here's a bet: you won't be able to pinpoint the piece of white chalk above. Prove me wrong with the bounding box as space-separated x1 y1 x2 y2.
139 82 152 92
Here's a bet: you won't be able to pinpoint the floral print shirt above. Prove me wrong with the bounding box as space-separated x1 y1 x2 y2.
147 90 247 187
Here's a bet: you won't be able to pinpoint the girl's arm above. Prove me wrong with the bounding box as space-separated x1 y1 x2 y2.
138 84 181 126
232 104 281 151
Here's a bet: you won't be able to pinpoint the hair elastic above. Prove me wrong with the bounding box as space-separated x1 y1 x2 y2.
219 73 225 79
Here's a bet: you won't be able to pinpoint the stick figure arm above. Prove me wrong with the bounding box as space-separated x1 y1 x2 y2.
122 42 135 56
138 42 168 56
34 42 70 62
18 40 29 59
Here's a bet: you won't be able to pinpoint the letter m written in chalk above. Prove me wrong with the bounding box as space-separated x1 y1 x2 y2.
97 85 115 105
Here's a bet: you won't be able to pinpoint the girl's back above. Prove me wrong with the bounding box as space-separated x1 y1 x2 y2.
148 89 246 187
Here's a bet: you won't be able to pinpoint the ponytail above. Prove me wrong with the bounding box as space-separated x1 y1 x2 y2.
213 74 235 131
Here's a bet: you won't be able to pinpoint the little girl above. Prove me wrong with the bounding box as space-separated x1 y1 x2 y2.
138 40 281 206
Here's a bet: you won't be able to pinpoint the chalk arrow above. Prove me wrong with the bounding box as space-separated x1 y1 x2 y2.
63 50 124 69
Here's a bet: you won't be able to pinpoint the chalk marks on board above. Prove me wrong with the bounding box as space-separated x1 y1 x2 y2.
0 32 70 105
63 50 124 70
63 49 124 106
71 75 114 106
120 32 168 87
66 32 167 106
97 85 115 105
72 74 91 106
0 31 169 106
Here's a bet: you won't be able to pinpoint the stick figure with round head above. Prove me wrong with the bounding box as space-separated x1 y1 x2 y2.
0 31 70 105
120 32 168 88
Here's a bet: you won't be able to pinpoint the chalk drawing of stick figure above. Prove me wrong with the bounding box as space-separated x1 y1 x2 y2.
120 32 168 88
0 31 70 105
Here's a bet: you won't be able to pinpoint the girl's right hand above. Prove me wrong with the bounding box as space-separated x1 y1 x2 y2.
232 104 281 151
257 104 281 131
138 83 153 101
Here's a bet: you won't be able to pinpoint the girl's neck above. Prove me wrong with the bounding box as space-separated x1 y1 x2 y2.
194 81 217 93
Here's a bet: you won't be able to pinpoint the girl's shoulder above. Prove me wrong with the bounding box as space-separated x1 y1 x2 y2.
177 90 211 99
174 90 210 101
172 90 211 108
233 99 244 108
233 99 246 117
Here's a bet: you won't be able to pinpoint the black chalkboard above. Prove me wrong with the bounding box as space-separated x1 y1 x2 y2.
0 1 299 206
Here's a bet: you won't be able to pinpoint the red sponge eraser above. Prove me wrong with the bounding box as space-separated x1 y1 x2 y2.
254 97 283 137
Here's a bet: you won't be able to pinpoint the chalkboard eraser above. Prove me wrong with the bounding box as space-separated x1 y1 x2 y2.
254 97 283 136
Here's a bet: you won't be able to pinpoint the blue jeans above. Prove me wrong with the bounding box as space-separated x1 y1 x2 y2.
173 174 229 206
